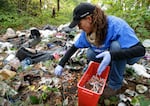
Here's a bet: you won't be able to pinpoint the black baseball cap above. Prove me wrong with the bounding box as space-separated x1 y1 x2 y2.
69 3 95 28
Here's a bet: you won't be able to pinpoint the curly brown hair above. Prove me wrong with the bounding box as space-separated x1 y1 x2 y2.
91 5 108 46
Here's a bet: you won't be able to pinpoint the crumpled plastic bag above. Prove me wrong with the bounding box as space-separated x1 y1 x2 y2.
143 39 150 48
132 63 150 78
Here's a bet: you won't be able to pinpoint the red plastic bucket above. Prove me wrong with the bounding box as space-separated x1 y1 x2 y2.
77 61 110 106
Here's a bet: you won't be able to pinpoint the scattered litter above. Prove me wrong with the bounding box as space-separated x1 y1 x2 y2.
143 39 150 48
0 25 149 105
0 81 18 97
3 54 15 64
136 84 148 94
2 28 16 40
132 63 150 78
8 57 21 70
0 97 11 106
39 77 52 85
0 69 16 80
63 96 69 106
52 77 60 87
119 94 132 102
125 89 138 97
84 75 105 93
118 102 126 106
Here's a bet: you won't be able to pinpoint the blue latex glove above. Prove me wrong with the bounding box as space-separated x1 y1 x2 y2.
54 65 63 76
96 51 111 75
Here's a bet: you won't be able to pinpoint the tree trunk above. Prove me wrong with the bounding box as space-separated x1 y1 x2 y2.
40 0 42 8
40 0 42 11
57 0 60 11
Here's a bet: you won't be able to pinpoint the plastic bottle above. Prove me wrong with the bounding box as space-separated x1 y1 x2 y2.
3 54 15 64
21 57 32 70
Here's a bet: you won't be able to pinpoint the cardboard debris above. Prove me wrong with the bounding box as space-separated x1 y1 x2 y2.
0 69 16 80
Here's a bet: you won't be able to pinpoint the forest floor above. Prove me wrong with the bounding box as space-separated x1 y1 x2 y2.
0 27 150 106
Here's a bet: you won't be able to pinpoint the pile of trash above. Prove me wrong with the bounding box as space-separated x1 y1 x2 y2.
84 75 105 93
0 24 86 105
0 24 150 105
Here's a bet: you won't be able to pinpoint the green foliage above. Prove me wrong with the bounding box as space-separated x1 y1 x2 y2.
131 95 150 106
30 95 40 104
47 86 59 92
0 0 149 40
29 86 59 104
0 0 16 12
131 96 140 106
100 0 150 40
125 67 136 76
0 0 81 34
139 96 150 106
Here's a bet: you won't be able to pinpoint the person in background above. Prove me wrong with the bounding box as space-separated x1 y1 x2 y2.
54 3 145 97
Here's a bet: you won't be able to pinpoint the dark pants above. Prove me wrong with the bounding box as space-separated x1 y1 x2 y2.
86 41 142 90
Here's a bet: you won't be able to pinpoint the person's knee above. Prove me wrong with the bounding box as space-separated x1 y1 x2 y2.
86 49 100 62
86 49 93 59
86 49 94 60
110 41 121 52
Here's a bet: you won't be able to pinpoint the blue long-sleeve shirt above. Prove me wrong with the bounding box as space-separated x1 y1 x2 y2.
59 16 145 67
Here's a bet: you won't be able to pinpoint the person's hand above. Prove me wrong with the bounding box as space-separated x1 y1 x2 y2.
96 51 111 75
54 65 63 76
